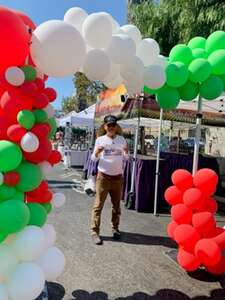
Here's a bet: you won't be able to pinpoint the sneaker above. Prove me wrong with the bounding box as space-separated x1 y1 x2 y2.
92 233 102 245
112 229 121 240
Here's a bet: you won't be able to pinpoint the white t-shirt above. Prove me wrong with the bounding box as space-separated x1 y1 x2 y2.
91 134 128 176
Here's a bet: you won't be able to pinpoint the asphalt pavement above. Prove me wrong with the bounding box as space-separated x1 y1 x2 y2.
46 165 225 300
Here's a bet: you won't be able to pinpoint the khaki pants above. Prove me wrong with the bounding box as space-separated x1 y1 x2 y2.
91 172 123 235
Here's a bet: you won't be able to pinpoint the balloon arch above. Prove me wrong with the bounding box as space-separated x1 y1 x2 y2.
0 5 225 299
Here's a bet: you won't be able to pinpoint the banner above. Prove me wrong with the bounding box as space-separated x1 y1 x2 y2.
95 85 225 127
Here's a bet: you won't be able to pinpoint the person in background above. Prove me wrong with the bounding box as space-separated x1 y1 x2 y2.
91 115 129 245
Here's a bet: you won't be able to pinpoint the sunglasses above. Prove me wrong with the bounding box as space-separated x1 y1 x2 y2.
107 123 116 128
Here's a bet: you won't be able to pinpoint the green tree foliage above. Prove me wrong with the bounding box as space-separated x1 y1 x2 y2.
73 72 106 112
61 95 77 113
129 0 225 56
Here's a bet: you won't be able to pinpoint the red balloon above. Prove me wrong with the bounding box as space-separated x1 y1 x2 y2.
192 212 216 234
203 227 224 239
177 248 200 272
26 189 52 203
31 123 50 139
171 203 193 224
206 256 225 275
195 238 221 267
20 81 38 96
48 150 62 165
164 185 183 206
0 115 13 139
172 169 193 191
167 221 178 239
33 93 49 109
4 171 20 186
199 197 218 214
12 9 36 30
35 78 45 91
1 89 33 121
213 230 225 249
23 138 52 163
174 224 200 251
26 180 49 198
7 124 27 142
193 168 218 197
0 7 30 73
183 188 205 210
44 87 57 102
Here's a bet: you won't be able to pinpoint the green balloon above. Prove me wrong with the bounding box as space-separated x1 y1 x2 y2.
188 58 211 83
10 191 25 202
0 232 8 243
200 76 224 100
192 48 207 59
21 65 37 81
16 162 42 192
143 86 158 95
42 203 52 214
166 62 188 87
169 44 193 65
0 200 30 234
219 74 225 89
0 141 22 172
206 31 225 54
27 203 47 227
188 37 206 50
208 49 225 75
178 81 199 101
48 118 57 139
34 109 48 123
156 85 180 110
17 110 35 129
0 185 16 202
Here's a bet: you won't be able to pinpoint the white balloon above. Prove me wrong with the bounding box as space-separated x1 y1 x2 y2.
107 75 123 89
83 49 110 81
120 24 142 47
20 132 39 153
111 19 120 34
5 67 25 86
35 67 44 80
120 56 144 82
64 7 88 32
155 55 168 70
82 12 112 49
125 77 143 95
36 247 65 281
0 172 3 186
4 234 16 246
143 65 166 90
12 226 46 262
0 245 18 282
106 34 136 64
7 262 45 300
43 103 55 118
31 20 86 77
103 62 120 84
42 224 56 248
0 284 9 300
39 161 53 177
52 193 66 208
137 38 160 66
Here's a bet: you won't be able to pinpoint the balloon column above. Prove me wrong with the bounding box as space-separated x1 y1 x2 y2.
30 7 167 94
0 7 65 300
165 168 225 275
144 31 225 110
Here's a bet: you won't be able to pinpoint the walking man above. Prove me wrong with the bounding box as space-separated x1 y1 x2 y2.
91 115 129 245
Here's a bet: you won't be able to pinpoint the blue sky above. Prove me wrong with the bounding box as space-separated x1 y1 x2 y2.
2 0 127 109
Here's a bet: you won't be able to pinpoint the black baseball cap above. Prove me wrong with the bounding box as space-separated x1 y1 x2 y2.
104 115 117 125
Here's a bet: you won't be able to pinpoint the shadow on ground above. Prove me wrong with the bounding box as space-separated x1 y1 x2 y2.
47 272 225 300
101 232 177 248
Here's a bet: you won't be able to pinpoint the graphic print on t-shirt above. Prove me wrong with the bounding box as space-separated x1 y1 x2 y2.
103 145 123 157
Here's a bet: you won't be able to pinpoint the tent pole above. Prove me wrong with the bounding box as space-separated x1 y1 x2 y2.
153 108 163 216
192 95 202 175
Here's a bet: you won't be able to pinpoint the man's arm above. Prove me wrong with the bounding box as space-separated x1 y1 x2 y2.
91 139 104 161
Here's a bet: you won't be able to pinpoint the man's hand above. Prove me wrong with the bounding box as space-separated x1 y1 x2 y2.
95 146 104 157
123 144 129 155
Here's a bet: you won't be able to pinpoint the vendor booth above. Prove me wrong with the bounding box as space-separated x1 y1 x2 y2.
85 85 225 212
